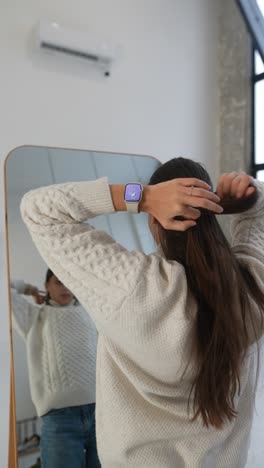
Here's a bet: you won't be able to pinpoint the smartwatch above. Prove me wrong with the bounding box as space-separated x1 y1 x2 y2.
124 183 144 213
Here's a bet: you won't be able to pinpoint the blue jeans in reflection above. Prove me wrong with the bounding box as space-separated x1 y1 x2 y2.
40 404 101 468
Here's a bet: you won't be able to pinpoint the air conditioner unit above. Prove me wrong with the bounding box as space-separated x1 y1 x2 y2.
37 21 114 76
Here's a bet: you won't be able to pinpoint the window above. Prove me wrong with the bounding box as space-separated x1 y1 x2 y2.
252 0 264 178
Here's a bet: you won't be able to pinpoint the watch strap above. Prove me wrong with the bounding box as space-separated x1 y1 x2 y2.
125 201 140 213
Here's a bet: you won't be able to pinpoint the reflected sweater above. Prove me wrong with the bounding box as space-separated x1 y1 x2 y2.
11 281 97 417
20 177 264 467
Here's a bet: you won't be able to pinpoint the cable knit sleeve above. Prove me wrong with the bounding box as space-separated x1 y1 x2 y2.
231 180 264 288
10 280 39 340
20 178 156 331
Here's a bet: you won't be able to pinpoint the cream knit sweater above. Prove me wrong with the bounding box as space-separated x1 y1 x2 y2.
20 177 264 468
11 280 97 417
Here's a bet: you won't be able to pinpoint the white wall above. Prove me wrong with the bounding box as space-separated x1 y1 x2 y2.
0 1 220 466
0 0 219 177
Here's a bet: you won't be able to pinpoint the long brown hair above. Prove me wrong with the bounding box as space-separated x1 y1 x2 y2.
149 157 264 428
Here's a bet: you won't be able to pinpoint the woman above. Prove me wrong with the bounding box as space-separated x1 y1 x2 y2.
20 157 264 467
11 269 100 468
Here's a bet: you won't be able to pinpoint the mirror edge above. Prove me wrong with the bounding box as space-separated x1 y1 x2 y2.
4 149 18 468
4 144 162 167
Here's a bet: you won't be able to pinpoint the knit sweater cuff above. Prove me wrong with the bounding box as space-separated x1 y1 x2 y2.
10 279 27 294
72 177 116 218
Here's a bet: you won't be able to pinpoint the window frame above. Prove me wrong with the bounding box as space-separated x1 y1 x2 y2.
252 53 264 177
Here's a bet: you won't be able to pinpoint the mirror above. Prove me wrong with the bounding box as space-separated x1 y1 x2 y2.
5 146 160 468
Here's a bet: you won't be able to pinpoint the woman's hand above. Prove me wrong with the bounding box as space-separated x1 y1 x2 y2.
24 284 39 297
24 284 46 304
34 294 46 305
216 172 255 200
141 178 223 231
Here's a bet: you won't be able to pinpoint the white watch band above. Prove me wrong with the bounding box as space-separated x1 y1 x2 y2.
125 201 140 213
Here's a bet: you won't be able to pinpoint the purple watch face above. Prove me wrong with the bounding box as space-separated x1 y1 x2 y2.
124 184 142 202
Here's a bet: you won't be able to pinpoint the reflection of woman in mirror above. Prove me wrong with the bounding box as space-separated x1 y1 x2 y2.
20 157 264 468
10 269 100 468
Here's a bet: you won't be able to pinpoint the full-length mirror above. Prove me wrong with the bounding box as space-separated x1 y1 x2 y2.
5 146 160 468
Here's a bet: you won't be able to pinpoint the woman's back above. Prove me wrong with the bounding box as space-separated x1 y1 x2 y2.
96 336 256 467
93 254 258 467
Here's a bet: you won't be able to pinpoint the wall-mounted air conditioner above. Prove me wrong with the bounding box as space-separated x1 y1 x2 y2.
37 21 114 76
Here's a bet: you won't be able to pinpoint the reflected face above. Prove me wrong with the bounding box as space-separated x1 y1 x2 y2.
45 275 74 306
